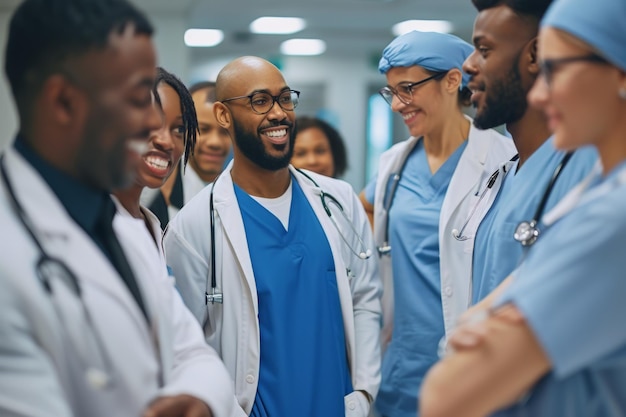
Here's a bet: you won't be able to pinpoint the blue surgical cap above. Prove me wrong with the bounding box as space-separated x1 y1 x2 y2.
378 30 474 88
542 0 626 71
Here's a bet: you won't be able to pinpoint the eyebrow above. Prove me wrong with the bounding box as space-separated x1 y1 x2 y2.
247 86 291 95
472 35 486 46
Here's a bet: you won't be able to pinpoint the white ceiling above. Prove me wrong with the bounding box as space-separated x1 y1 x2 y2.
1 0 479 63
130 0 479 63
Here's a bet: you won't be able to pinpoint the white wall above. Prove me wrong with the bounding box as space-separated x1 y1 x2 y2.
0 9 18 150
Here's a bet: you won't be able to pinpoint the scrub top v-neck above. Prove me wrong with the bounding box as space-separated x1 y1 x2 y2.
234 176 352 417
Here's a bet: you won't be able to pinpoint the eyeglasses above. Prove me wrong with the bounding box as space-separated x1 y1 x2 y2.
539 54 608 87
379 72 447 105
220 89 300 114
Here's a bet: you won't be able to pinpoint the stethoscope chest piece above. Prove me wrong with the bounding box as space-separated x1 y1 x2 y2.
514 220 540 247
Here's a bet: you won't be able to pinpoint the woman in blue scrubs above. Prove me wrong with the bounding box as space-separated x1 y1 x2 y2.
420 0 626 415
371 31 515 417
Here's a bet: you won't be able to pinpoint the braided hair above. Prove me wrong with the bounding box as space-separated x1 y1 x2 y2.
152 67 198 168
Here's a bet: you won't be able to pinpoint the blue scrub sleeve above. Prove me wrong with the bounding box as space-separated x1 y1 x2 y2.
363 174 377 205
495 189 626 378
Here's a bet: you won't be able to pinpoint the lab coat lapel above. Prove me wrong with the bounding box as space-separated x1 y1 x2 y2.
291 167 356 361
212 166 259 314
4 148 150 332
440 123 488 235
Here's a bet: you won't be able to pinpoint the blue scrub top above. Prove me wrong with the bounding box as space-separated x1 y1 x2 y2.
375 139 467 417
234 177 352 417
493 163 626 417
472 138 597 303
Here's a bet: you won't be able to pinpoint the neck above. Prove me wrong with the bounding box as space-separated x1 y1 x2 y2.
506 108 552 168
230 158 291 198
597 116 626 175
189 161 220 183
112 184 144 219
422 111 470 158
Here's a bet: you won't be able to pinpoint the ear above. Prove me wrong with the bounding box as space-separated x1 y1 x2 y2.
40 74 88 127
526 37 540 76
445 69 463 94
213 101 232 129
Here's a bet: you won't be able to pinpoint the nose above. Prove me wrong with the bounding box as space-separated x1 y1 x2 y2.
462 50 478 76
151 127 174 152
390 94 406 113
527 75 549 111
266 99 288 120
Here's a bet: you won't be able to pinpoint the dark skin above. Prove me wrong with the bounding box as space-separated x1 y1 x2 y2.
213 56 294 198
21 26 211 417
462 4 552 167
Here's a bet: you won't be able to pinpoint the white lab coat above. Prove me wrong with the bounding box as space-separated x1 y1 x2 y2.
164 163 383 416
372 120 516 342
0 147 235 417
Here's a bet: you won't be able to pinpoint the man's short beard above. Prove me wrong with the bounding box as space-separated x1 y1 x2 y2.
473 57 529 130
233 119 295 171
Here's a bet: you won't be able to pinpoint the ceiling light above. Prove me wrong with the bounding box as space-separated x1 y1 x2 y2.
184 29 224 47
250 17 306 34
392 20 454 36
280 39 326 56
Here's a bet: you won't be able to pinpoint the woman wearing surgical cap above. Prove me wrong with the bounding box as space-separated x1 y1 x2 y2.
370 31 516 417
420 0 626 416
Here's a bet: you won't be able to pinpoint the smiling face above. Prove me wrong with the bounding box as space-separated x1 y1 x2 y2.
189 88 231 182
291 126 335 177
136 81 185 189
462 5 536 129
73 27 160 190
384 65 447 138
219 58 296 171
528 27 624 159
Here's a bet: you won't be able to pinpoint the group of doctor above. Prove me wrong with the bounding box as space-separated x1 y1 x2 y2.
1 0 625 416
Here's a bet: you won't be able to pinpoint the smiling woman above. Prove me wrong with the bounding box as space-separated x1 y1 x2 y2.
112 66 198 232
291 116 348 178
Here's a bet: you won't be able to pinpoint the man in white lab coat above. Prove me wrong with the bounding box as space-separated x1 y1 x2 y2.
164 56 382 417
0 1 234 416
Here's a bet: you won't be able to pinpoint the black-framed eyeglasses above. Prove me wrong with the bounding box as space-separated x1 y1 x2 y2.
539 54 608 87
379 71 447 105
220 89 300 115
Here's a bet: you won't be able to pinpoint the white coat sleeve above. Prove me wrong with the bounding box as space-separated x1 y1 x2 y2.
157 287 239 417
0 266 73 417
346 188 383 402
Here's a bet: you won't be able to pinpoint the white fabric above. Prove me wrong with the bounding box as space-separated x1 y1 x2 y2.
164 165 383 417
249 180 292 231
0 147 235 417
372 118 517 343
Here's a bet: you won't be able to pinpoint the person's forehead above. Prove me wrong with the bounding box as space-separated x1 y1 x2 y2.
474 5 536 45
225 63 289 96
156 82 181 114
76 28 156 90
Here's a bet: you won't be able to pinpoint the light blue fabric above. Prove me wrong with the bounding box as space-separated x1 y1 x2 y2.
364 175 377 205
542 0 626 71
378 30 474 88
235 178 352 417
472 138 597 303
375 139 467 417
493 162 626 417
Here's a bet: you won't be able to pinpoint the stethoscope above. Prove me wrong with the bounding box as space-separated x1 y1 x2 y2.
0 155 114 390
513 152 573 246
205 169 372 305
377 141 415 256
452 154 520 241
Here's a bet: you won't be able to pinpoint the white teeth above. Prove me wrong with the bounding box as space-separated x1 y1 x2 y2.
145 156 169 170
402 112 416 121
127 139 149 156
265 129 287 138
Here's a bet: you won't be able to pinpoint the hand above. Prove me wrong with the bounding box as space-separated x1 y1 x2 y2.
143 394 213 417
448 304 526 352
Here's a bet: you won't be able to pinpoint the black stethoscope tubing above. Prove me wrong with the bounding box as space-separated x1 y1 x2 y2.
513 152 573 246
